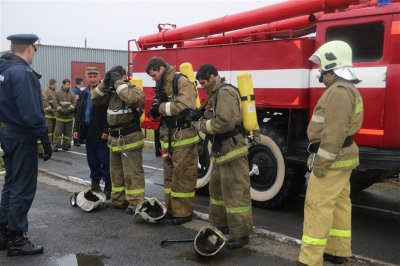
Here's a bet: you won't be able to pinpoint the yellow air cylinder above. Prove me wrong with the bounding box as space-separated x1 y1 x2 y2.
237 72 258 135
179 62 201 109
129 77 145 124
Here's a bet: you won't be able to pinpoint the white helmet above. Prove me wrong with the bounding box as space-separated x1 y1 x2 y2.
309 40 361 82
135 197 167 223
194 226 226 256
72 188 106 212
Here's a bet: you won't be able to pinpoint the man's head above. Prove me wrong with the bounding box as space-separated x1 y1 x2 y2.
49 78 57 90
196 64 218 87
75 77 84 87
62 79 71 91
85 67 100 88
7 34 39 65
145 57 167 82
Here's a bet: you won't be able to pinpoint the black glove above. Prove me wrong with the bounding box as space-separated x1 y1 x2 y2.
181 108 203 122
149 105 161 119
41 135 52 161
108 66 126 87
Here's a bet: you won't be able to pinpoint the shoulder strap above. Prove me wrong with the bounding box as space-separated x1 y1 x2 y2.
172 73 188 96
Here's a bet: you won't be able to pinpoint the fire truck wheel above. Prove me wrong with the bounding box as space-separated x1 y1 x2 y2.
350 171 380 192
249 129 303 209
196 133 212 194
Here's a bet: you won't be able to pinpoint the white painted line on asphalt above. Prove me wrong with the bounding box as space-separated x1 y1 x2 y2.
253 227 301 246
66 150 164 172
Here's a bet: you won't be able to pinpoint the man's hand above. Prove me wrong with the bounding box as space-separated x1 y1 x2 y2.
149 105 161 119
192 120 202 132
41 136 52 161
181 108 203 122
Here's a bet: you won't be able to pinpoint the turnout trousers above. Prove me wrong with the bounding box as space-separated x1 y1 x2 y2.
0 128 38 232
53 119 72 149
45 117 56 142
163 143 197 218
299 170 352 266
209 155 253 237
110 148 144 209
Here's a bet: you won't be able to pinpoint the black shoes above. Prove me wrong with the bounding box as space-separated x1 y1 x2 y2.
167 216 193 225
91 180 101 192
323 253 347 264
125 208 135 215
7 235 43 256
226 236 249 249
0 230 9 250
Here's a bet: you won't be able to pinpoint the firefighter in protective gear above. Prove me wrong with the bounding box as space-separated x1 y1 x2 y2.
53 79 76 151
195 64 252 249
135 197 167 223
298 41 364 266
91 66 145 215
42 78 57 142
194 225 226 256
146 57 199 225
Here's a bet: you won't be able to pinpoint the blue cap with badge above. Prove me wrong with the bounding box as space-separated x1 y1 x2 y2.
7 34 39 45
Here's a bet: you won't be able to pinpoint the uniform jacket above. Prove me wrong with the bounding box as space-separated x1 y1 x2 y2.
42 87 57 118
157 65 198 148
200 76 248 165
91 79 145 151
307 77 364 177
0 53 46 138
74 86 108 143
56 88 76 120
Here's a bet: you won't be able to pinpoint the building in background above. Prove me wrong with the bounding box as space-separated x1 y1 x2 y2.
0 44 127 89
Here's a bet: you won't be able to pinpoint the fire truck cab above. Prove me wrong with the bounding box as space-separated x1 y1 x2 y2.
129 0 400 208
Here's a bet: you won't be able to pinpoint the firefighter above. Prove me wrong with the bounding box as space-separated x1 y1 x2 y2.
0 33 52 256
146 57 199 225
194 64 252 249
298 41 364 266
53 79 76 151
42 78 58 142
91 66 145 214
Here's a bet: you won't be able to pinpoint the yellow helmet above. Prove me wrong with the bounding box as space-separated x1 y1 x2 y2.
309 41 353 71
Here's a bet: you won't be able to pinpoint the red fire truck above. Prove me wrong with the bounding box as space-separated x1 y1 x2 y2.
128 0 400 208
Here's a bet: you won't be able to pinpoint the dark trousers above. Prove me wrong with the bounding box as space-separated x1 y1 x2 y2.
84 126 110 183
0 128 38 232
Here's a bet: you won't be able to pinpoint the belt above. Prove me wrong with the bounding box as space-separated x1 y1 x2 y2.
308 135 354 154
108 125 140 137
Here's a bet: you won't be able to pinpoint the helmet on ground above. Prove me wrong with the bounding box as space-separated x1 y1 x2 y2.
135 197 167 223
194 226 226 256
309 40 353 71
75 187 106 212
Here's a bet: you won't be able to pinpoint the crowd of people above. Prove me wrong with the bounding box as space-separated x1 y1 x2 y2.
0 34 363 266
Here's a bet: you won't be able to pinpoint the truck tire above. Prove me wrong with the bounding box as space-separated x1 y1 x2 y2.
350 171 380 192
196 133 212 194
249 129 305 209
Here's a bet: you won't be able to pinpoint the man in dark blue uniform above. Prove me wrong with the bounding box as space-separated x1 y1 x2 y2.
0 34 52 256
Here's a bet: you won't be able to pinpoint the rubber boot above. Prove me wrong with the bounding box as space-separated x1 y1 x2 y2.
323 253 347 264
226 236 249 249
104 181 111 200
7 232 43 256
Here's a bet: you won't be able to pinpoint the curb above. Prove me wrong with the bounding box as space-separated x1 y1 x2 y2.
38 168 393 266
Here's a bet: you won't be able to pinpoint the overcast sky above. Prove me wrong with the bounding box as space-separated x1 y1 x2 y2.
0 0 283 52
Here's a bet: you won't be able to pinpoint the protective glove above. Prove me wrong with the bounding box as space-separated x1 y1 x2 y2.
108 66 126 88
40 135 52 161
181 108 203 122
192 120 202 132
149 105 161 119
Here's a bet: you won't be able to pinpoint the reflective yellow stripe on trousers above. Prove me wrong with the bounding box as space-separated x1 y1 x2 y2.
112 186 125 192
331 157 359 169
108 139 144 152
55 117 73 123
164 188 171 194
329 229 351 237
171 191 195 198
160 135 199 149
126 188 145 195
210 198 224 206
45 115 55 119
226 206 251 214
213 146 248 164
302 235 327 246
